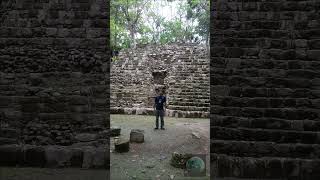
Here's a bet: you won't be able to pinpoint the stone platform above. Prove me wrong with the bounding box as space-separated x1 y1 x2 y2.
110 107 209 118
0 144 109 169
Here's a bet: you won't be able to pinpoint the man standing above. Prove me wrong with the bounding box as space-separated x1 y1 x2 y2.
154 89 166 130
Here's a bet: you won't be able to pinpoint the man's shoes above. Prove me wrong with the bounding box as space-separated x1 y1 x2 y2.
161 127 165 130
154 127 159 130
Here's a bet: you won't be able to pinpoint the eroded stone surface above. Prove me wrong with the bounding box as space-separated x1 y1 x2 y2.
110 44 209 118
130 129 144 143
74 133 98 142
0 0 109 148
0 144 108 169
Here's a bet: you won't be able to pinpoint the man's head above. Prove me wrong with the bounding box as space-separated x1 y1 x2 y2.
160 90 164 96
155 88 160 96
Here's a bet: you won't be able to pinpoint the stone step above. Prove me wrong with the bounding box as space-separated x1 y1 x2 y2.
169 95 210 100
168 105 209 111
167 98 210 103
0 137 19 145
211 139 320 159
171 83 209 87
110 107 209 118
211 105 319 120
212 96 319 109
211 114 320 132
168 101 210 107
173 72 209 75
169 86 210 90
211 153 320 179
220 87 318 99
0 144 109 168
211 126 320 144
177 92 210 96
0 128 21 138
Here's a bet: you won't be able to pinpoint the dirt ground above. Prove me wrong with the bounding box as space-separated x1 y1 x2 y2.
110 115 210 180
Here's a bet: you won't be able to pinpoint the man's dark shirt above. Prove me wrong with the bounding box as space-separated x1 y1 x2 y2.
155 95 166 110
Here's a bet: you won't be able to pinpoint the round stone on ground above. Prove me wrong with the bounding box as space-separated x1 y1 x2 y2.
114 139 129 153
130 129 144 143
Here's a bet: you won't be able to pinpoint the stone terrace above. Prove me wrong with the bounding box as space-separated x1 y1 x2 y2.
0 0 110 169
211 0 320 179
111 44 210 118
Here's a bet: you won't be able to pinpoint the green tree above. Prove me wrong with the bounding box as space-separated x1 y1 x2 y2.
110 0 210 51
185 0 210 44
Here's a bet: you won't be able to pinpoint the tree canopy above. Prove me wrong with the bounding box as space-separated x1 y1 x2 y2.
111 0 210 51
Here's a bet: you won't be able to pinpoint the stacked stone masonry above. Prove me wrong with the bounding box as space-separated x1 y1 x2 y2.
0 0 110 168
111 44 210 118
211 0 320 179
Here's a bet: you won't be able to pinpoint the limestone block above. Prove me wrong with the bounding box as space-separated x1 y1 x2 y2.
130 129 144 143
115 139 129 153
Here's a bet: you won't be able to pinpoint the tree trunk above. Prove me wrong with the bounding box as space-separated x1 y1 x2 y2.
130 27 136 48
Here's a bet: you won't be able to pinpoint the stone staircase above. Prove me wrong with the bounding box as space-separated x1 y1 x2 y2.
166 45 210 118
111 44 210 118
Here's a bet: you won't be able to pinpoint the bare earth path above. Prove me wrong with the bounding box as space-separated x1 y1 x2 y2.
110 115 210 180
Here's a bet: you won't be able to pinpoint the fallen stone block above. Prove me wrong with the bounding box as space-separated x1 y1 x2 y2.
130 129 144 143
110 126 121 137
114 139 129 153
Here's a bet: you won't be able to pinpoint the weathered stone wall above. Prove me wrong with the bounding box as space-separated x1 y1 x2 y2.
111 44 210 118
0 0 109 168
211 0 320 179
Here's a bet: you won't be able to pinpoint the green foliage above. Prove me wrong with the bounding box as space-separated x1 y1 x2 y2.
110 0 209 51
